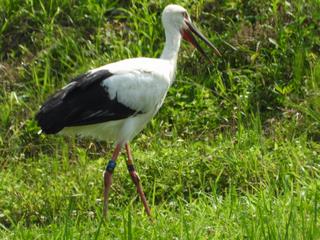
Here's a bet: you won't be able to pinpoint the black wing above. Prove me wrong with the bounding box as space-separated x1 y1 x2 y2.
35 70 142 134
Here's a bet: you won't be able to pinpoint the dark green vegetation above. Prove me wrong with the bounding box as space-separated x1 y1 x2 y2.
1 0 319 239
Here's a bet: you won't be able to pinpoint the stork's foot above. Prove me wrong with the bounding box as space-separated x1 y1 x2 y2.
127 164 151 217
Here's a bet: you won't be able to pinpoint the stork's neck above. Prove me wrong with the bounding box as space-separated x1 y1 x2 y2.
160 28 182 63
160 28 182 84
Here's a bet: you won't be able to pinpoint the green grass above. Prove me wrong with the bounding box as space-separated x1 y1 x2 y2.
1 0 320 239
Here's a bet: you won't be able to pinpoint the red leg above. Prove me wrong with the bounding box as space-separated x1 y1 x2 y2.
103 144 121 217
125 143 151 217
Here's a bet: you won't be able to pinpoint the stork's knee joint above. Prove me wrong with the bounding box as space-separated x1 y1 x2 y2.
106 159 116 173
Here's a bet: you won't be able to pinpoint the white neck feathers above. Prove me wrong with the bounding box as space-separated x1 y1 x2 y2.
160 27 182 62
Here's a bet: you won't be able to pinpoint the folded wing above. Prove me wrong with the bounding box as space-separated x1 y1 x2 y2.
36 70 143 134
36 67 169 134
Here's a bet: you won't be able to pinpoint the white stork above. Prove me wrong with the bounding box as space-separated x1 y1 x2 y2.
36 4 220 217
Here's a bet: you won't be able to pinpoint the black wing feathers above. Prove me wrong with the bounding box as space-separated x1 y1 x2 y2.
36 70 140 134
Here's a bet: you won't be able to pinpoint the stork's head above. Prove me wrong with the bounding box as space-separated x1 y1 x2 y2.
162 4 221 59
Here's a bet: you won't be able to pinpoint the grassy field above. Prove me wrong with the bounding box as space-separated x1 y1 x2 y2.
1 0 320 239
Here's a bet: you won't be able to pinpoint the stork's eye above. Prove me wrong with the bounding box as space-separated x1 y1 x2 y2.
182 12 188 18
